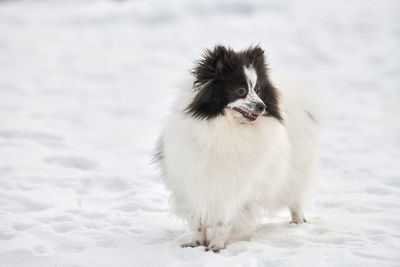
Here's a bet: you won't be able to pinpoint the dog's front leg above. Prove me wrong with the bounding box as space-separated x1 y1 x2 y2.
206 220 232 252
289 204 307 224
181 214 207 248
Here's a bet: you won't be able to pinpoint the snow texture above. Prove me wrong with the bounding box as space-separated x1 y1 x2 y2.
0 0 399 266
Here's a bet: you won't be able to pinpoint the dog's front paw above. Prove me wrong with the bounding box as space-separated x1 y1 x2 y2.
181 241 201 248
205 240 226 253
290 217 307 224
290 210 307 224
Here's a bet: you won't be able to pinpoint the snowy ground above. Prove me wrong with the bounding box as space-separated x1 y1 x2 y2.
0 0 399 266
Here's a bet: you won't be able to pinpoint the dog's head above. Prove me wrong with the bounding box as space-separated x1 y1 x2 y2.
186 45 282 123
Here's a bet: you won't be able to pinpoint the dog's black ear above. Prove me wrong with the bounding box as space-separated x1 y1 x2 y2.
187 46 230 119
252 46 264 57
246 45 265 64
192 45 229 89
213 45 228 73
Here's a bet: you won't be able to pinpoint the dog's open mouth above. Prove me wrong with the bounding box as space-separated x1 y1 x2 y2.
232 107 258 121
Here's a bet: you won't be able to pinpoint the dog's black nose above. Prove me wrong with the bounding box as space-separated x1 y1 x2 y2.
256 103 266 114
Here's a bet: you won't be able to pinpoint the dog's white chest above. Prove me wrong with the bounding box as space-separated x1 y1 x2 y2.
163 111 290 215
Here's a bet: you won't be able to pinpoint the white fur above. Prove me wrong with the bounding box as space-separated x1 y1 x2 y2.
243 65 257 91
161 75 319 251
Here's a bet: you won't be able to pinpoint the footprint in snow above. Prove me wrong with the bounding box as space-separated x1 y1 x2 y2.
55 242 85 254
0 231 17 241
95 235 122 248
0 130 63 146
12 221 36 231
32 245 48 255
52 222 77 234
365 187 391 195
43 156 98 171
384 176 400 188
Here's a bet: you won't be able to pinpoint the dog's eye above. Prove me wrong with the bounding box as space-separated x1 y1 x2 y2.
255 88 262 95
235 88 247 96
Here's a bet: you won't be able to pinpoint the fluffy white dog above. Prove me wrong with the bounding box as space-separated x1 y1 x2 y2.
155 45 319 252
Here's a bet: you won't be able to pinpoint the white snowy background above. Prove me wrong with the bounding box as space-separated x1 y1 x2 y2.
0 0 399 266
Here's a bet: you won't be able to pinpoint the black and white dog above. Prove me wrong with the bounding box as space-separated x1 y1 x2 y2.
156 45 319 252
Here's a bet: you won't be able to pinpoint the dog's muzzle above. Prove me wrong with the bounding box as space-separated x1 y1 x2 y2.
233 101 266 122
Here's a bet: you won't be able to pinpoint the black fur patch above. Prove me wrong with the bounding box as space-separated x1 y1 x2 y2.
186 45 282 121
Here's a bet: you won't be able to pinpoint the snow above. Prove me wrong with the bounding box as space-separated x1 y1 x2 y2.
0 0 399 266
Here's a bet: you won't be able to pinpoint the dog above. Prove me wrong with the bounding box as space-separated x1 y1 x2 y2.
155 45 319 252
